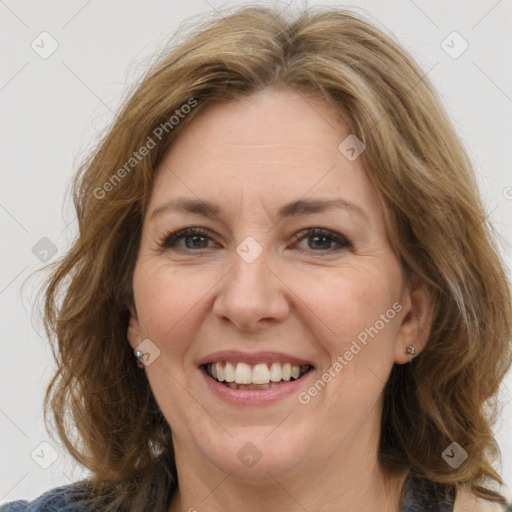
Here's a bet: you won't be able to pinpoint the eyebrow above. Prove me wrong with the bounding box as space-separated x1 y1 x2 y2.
150 197 368 221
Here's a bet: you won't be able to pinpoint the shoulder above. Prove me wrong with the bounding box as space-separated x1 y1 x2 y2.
453 487 507 512
0 482 92 512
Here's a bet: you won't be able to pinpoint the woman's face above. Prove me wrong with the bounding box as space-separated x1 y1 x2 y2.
128 88 430 481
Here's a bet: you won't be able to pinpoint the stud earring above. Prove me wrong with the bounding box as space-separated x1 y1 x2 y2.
134 349 145 368
405 345 416 355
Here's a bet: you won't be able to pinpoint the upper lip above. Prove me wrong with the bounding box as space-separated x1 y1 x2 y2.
196 350 315 367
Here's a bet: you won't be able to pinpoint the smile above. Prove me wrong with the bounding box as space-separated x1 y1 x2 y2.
204 361 313 389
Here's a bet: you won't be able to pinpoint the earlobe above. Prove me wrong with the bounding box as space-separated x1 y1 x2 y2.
394 283 434 365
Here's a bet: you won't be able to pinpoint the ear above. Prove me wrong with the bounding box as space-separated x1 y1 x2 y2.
394 282 434 364
127 307 143 351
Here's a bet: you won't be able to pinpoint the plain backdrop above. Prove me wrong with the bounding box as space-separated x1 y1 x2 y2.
1 0 511 505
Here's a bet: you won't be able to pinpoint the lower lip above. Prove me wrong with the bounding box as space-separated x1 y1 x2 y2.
200 367 314 406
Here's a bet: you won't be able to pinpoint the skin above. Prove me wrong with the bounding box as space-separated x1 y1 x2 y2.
127 87 433 512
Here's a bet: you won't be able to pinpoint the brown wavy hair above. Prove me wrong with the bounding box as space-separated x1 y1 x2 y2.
39 4 512 510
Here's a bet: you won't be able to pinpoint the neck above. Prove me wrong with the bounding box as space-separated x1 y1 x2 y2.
169 464 408 512
167 418 409 512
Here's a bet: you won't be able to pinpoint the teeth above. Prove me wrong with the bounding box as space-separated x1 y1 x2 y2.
215 362 224 382
226 382 281 389
207 361 309 385
235 362 252 384
252 363 270 384
269 362 282 382
224 362 236 382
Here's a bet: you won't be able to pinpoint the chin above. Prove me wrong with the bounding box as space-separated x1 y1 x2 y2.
191 427 314 483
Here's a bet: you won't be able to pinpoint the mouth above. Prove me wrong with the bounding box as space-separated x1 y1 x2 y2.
203 361 314 390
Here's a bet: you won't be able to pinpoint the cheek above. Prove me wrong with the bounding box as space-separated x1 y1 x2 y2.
132 261 218 352
292 267 402 420
133 263 214 430
289 263 401 346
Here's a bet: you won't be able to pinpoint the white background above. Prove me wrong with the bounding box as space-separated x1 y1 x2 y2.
1 0 511 505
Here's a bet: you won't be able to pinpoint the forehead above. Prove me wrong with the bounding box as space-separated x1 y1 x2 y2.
163 88 347 164
149 88 382 219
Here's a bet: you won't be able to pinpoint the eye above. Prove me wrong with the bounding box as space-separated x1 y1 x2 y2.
160 227 216 250
158 226 351 253
292 228 351 253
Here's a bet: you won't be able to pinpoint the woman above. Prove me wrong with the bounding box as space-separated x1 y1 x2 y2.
1 5 510 512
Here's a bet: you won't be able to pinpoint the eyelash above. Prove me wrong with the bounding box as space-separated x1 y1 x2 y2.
158 227 351 254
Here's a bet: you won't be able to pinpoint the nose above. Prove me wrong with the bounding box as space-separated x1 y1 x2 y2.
212 246 289 331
